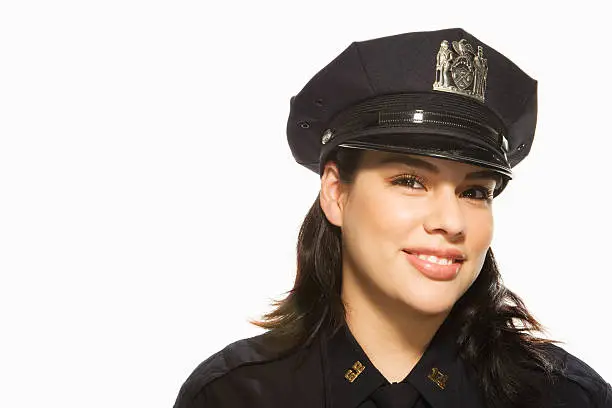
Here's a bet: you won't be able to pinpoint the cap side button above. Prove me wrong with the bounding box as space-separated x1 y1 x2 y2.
321 129 334 144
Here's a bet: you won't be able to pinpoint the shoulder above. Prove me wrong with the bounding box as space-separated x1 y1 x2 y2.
543 343 611 407
173 331 318 408
181 332 280 388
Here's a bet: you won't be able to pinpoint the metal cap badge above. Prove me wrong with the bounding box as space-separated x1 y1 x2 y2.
433 39 488 102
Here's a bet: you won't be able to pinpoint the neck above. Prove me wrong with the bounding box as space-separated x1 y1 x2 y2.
341 270 449 383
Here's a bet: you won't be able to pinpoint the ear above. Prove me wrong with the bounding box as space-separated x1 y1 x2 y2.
319 161 347 228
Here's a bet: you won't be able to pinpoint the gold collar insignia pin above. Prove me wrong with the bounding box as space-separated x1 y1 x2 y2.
344 361 365 383
428 367 449 390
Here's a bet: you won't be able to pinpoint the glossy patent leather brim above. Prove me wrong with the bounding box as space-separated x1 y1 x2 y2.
335 132 512 178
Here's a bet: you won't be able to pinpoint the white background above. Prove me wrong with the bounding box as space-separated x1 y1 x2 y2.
1 1 610 407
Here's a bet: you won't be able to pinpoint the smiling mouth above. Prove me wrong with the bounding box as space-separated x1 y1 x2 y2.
402 250 465 265
402 250 464 281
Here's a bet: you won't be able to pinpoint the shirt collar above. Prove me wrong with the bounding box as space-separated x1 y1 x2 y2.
406 317 484 407
322 322 387 408
320 316 485 408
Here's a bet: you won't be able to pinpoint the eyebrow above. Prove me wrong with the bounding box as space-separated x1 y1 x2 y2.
375 155 502 184
464 170 502 184
376 155 440 172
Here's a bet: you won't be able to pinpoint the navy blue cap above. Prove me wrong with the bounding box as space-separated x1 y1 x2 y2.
286 28 538 195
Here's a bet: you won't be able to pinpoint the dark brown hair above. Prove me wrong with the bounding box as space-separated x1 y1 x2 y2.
251 147 562 408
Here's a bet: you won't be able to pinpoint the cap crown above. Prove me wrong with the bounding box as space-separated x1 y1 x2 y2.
286 28 537 175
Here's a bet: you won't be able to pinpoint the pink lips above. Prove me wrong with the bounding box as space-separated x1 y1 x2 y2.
402 248 465 281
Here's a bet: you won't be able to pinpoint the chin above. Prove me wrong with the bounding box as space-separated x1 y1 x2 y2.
394 281 463 316
407 298 456 316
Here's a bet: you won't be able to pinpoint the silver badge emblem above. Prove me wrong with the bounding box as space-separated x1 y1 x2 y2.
433 39 488 102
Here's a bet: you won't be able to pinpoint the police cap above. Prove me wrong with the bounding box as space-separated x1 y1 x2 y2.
286 28 537 195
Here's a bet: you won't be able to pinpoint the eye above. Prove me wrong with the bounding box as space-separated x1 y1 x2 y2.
461 186 494 202
390 174 427 190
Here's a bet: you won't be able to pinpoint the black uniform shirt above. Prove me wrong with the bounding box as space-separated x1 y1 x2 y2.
324 320 484 407
174 319 612 407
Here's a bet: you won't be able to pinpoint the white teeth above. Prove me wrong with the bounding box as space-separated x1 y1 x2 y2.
415 253 454 265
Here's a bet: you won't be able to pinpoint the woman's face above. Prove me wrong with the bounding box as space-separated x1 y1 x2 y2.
322 150 500 316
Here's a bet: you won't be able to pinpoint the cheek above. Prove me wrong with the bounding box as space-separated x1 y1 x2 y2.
464 210 493 281
467 210 494 251
346 189 426 239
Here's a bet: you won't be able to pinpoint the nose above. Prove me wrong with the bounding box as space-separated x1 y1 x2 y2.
423 187 466 240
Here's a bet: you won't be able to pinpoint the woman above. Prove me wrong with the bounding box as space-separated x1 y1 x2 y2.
174 28 611 407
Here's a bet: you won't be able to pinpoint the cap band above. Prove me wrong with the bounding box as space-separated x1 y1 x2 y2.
324 92 507 154
377 110 500 148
